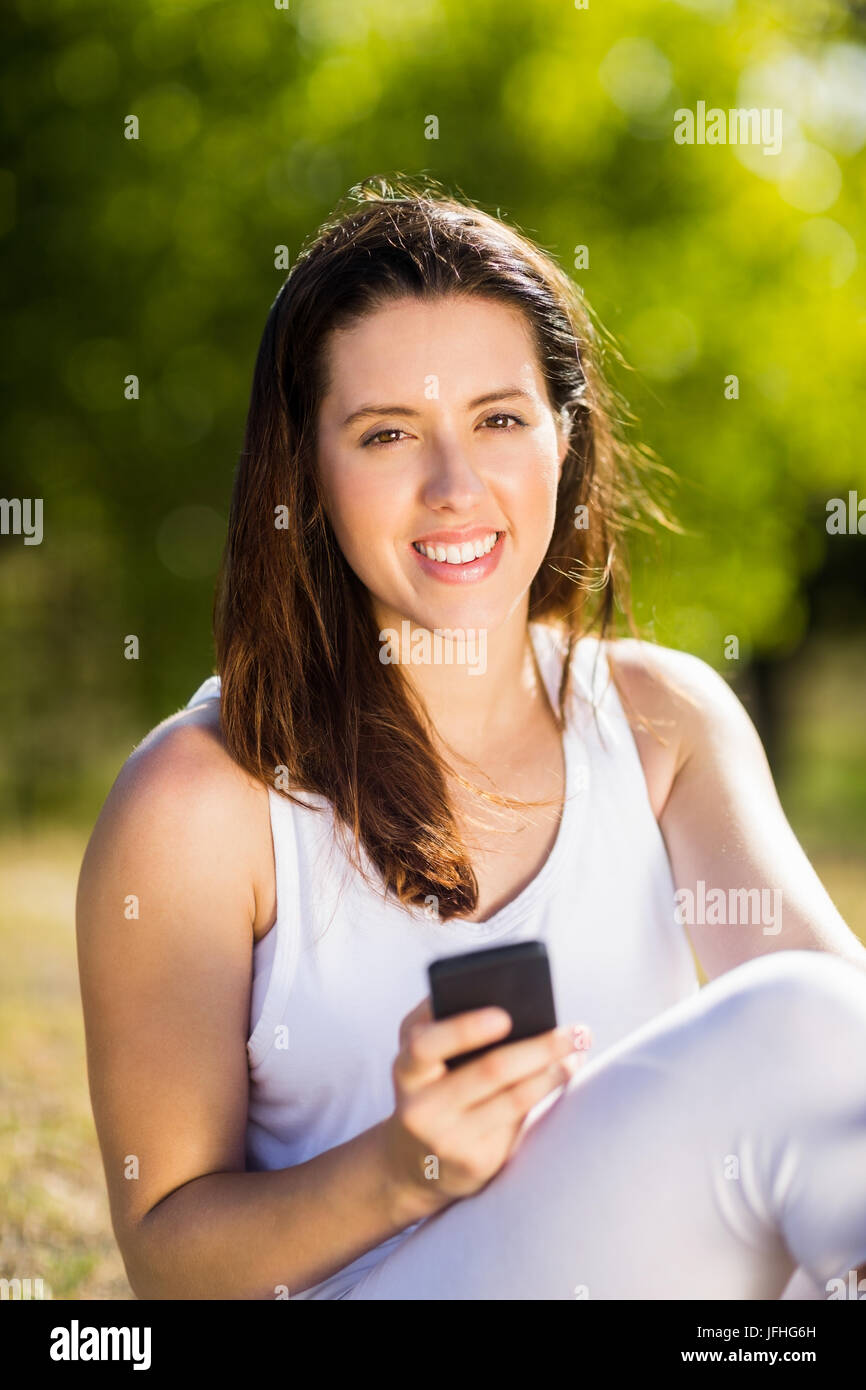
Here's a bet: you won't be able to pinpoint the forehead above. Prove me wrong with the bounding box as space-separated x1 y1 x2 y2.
320 294 546 404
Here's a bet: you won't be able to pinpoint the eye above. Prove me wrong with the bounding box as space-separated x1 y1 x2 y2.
481 412 527 431
360 427 408 448
359 412 528 449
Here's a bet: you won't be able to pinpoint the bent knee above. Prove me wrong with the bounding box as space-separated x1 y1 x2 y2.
731 948 866 1004
708 949 866 1055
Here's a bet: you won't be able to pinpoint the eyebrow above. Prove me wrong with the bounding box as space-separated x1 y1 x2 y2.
340 386 535 431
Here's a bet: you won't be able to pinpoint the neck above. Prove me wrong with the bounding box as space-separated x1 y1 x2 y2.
370 600 554 758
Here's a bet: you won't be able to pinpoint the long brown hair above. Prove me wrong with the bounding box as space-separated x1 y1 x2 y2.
214 173 679 920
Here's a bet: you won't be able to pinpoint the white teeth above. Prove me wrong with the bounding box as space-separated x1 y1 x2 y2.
413 531 499 563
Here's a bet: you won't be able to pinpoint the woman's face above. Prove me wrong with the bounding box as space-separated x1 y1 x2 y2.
315 292 570 639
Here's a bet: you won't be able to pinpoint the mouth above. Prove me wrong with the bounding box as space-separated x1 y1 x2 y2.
411 530 504 566
408 529 506 585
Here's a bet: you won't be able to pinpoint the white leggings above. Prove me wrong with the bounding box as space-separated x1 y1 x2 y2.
344 950 866 1300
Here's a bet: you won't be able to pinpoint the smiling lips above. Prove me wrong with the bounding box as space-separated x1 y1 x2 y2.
412 529 501 565
409 527 506 583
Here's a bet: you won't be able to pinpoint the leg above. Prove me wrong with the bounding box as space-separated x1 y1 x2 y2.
341 950 866 1300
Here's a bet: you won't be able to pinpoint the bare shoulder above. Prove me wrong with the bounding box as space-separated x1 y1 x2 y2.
603 638 744 820
604 637 736 722
77 695 275 940
113 697 267 835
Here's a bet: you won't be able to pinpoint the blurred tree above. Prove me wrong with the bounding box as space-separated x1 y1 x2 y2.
1 0 865 823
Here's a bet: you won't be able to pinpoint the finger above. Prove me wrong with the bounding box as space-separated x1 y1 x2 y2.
460 1058 574 1149
398 995 434 1050
439 1024 586 1110
395 1007 513 1087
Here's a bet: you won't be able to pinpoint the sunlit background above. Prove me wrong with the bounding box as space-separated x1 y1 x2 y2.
1 0 865 1298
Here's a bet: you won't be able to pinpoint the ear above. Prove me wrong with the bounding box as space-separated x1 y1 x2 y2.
555 408 571 480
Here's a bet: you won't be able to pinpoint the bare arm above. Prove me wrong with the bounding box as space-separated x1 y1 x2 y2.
128 1129 420 1300
608 640 866 981
75 710 430 1301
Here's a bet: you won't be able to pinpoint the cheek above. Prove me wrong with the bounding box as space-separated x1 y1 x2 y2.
320 456 405 558
499 442 560 517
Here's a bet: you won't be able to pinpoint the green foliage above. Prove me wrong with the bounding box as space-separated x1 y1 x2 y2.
2 0 865 821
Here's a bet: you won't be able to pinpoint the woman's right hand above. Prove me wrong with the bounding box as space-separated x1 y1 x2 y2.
381 997 592 1221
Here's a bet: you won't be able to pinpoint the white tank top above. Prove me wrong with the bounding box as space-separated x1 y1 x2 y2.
186 622 700 1298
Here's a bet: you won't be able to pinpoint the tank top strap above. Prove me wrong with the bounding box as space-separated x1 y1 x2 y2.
529 623 614 722
567 634 661 814
246 787 306 1068
569 634 615 712
530 624 643 773
186 674 221 707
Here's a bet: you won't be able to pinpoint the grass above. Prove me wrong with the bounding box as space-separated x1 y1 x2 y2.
0 830 131 1300
1 807 864 1299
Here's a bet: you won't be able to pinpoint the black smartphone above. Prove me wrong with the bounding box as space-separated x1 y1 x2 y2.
427 940 557 1070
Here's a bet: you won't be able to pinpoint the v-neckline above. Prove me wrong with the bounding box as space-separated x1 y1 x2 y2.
413 622 589 941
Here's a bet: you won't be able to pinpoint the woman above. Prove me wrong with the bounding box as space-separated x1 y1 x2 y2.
76 176 866 1301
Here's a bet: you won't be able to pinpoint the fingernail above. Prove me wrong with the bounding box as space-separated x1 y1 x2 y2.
571 1025 592 1052
485 1008 511 1028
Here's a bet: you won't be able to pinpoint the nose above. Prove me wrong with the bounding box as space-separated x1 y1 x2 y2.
419 438 487 513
